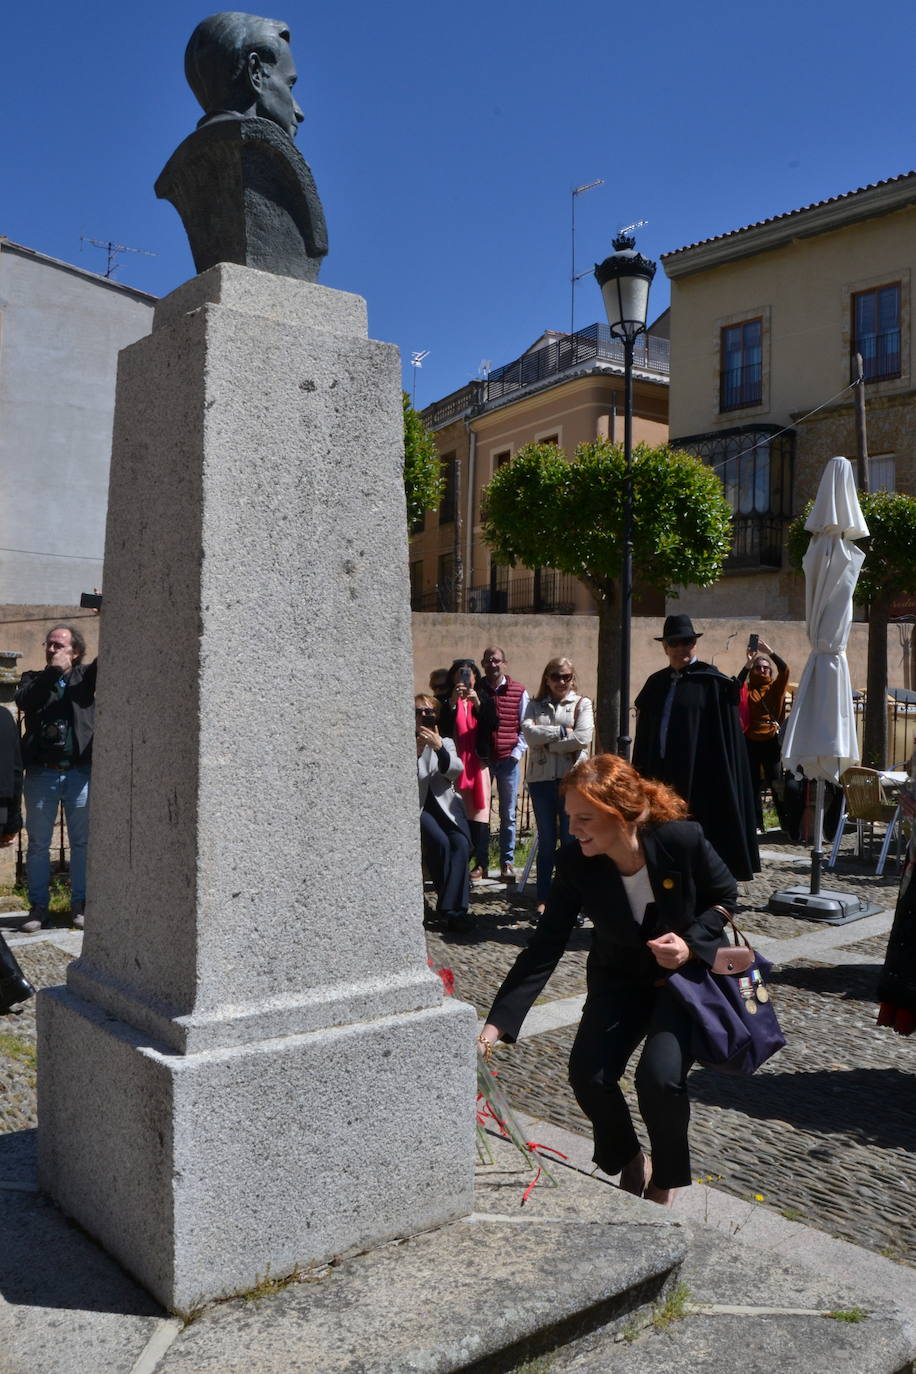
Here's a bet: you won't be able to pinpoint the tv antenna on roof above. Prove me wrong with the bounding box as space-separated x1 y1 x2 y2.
570 178 606 337
615 220 649 246
80 234 158 279
410 349 430 404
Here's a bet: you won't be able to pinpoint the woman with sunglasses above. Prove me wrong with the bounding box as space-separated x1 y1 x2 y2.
523 657 594 914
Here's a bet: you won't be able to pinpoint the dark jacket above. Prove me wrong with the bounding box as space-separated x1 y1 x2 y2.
15 659 97 769
487 820 737 1042
0 708 22 837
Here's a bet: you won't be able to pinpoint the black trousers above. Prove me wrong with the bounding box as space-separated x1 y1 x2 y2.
568 981 696 1189
420 806 470 918
745 735 781 830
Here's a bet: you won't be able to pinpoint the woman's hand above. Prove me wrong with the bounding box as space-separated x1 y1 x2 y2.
646 932 691 969
416 725 443 751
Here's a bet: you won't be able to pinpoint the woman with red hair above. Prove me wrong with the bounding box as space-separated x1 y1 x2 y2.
479 753 736 1206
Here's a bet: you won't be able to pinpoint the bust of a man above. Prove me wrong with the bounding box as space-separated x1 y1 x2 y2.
156 12 328 282
185 12 304 139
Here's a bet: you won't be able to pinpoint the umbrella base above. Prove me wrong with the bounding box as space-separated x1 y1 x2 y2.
768 885 883 925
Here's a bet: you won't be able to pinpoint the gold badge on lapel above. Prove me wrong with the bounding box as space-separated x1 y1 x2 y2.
662 878 675 890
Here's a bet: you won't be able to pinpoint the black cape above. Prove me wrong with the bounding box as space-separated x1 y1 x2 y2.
632 660 759 880
877 862 916 1017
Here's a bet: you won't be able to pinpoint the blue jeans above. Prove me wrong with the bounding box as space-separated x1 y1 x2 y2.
528 778 570 901
490 756 521 867
24 766 91 907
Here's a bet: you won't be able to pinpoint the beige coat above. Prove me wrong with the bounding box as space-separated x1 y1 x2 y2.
522 692 594 784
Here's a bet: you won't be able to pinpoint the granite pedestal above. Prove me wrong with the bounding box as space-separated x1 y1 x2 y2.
37 265 476 1314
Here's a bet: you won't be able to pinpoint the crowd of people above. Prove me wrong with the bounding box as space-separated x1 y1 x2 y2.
419 617 916 1208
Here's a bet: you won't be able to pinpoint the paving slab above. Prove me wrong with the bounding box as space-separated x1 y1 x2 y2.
557 1311 915 1373
151 1144 686 1374
0 1189 178 1374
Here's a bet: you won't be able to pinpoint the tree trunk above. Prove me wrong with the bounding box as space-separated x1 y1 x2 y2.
594 593 621 755
863 591 890 768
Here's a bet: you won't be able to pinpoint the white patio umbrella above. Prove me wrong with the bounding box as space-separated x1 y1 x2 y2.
781 455 868 782
773 456 875 922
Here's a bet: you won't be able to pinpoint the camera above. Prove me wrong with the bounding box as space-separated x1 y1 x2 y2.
747 634 759 653
419 709 437 728
40 720 68 748
80 591 102 610
457 665 473 687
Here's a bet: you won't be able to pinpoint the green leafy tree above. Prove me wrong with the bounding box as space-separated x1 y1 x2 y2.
402 393 443 528
482 439 733 749
787 490 916 767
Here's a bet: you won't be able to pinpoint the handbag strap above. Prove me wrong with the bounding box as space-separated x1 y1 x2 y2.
711 904 752 951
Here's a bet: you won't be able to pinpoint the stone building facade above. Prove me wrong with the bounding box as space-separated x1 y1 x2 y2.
0 240 155 604
662 173 916 621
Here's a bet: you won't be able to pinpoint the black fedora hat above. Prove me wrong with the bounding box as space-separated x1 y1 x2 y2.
655 613 702 643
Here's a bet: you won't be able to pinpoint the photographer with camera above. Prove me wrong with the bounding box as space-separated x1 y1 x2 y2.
416 693 473 933
14 624 97 932
736 635 789 834
438 659 498 882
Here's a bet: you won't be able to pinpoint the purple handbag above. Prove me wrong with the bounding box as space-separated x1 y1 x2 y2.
666 924 786 1075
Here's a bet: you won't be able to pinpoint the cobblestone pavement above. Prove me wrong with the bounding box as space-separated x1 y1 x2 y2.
427 835 916 1267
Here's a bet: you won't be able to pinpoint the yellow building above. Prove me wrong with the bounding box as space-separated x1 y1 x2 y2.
410 320 670 615
663 172 916 619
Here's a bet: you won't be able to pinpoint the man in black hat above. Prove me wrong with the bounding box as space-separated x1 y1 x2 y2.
632 614 759 880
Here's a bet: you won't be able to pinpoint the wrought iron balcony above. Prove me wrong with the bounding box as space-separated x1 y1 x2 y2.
484 323 669 404
854 329 901 381
420 323 670 429
466 572 580 615
728 515 785 569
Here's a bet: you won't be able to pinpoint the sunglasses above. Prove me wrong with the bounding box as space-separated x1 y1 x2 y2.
549 672 573 682
665 637 696 647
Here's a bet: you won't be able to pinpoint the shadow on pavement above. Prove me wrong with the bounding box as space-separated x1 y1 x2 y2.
0 1187 164 1317
0 1128 38 1187
689 1064 915 1151
768 961 882 1000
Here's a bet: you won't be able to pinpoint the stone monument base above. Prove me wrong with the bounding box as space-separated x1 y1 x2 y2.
36 264 477 1314
39 986 473 1314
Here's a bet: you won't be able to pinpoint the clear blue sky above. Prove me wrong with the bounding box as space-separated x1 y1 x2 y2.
7 0 916 407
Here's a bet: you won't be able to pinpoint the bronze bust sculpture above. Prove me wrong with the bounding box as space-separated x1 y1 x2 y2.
156 12 328 281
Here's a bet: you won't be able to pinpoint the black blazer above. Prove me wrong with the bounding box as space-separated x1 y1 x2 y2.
487 820 738 1042
15 659 97 768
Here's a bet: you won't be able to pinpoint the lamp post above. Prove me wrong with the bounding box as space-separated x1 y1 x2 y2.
594 229 656 759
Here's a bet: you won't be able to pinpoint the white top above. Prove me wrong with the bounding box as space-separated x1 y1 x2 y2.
620 866 654 927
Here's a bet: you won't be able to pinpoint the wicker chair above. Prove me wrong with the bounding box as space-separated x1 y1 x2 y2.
827 767 903 876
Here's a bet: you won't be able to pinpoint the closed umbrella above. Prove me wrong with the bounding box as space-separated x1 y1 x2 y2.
772 456 879 923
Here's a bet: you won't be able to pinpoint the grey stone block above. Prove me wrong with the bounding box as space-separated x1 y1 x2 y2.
153 262 366 335
38 271 477 1312
39 986 474 1316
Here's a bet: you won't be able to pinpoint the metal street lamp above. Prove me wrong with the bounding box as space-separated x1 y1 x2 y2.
594 229 656 760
